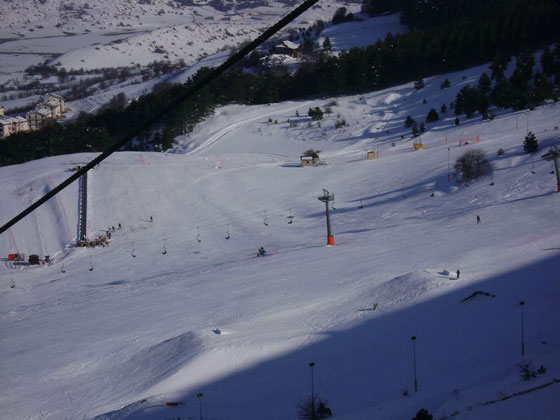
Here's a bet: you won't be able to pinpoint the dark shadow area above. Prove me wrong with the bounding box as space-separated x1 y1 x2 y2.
100 253 560 419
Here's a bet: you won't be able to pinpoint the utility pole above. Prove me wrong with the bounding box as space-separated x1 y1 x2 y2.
411 336 418 392
542 146 560 192
197 393 204 420
447 147 451 182
309 362 315 419
318 189 335 246
520 301 525 357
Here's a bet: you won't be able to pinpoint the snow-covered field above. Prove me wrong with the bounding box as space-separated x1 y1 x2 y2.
1 62 560 420
0 0 354 75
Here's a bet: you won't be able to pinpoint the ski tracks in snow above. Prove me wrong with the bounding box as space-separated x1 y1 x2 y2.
186 101 313 156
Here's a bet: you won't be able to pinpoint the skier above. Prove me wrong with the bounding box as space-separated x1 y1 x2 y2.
456 269 461 279
150 216 153 222
118 223 122 230
476 215 481 224
257 247 267 257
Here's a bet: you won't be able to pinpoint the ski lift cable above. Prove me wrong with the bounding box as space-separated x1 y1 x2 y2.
0 0 322 237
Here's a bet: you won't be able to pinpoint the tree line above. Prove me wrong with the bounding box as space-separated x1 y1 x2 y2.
1 0 559 166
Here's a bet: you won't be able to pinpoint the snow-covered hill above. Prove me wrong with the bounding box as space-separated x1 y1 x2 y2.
1 64 560 420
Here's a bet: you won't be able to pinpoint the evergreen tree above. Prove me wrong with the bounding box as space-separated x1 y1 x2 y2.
490 54 510 81
440 103 447 114
412 122 420 137
523 131 538 153
440 78 451 89
478 72 492 94
455 116 460 125
323 36 332 52
405 115 416 128
302 37 315 55
426 108 439 122
412 408 433 420
332 7 352 24
414 76 425 90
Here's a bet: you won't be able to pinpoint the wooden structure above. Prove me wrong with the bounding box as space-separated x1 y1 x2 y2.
301 155 320 167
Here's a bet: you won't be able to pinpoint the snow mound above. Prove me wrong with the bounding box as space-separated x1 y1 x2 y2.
383 92 401 105
116 332 203 395
369 270 455 310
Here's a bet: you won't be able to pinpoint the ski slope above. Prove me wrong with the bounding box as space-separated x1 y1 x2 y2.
1 64 560 420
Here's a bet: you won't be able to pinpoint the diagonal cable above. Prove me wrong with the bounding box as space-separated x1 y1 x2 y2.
0 0 320 236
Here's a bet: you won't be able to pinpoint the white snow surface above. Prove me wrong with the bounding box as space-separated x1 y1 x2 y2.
1 65 560 420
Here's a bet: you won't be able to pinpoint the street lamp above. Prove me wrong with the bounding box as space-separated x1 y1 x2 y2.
309 362 315 418
196 393 204 420
411 336 418 392
520 301 525 357
447 147 451 182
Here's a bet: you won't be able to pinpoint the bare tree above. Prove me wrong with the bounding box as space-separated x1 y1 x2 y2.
454 149 493 183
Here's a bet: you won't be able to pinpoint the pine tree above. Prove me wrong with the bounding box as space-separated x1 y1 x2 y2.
323 36 332 52
523 131 538 153
405 115 416 128
412 408 433 420
478 72 492 94
440 78 451 89
412 122 420 137
426 108 439 122
414 76 425 90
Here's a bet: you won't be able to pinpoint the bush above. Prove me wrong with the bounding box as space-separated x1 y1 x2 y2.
412 408 433 420
454 149 493 183
308 107 324 121
414 76 424 90
297 396 332 419
334 119 347 129
523 131 538 153
497 148 505 156
519 362 537 380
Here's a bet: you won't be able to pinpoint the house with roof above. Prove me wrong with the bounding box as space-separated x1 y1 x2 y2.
0 116 29 139
27 108 53 131
271 40 302 58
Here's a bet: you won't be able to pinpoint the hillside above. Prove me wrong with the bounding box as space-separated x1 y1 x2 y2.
1 62 560 419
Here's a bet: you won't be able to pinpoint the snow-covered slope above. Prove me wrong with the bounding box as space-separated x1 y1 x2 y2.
1 64 560 420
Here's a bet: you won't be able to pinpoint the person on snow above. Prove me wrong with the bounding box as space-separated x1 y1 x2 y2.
258 247 267 257
456 269 461 279
476 215 481 224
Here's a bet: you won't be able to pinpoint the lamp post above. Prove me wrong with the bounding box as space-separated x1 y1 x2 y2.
520 301 525 357
196 393 203 420
318 189 335 246
309 362 315 419
411 336 418 392
447 147 451 182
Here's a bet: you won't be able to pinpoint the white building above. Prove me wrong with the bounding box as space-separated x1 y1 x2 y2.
0 116 29 139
